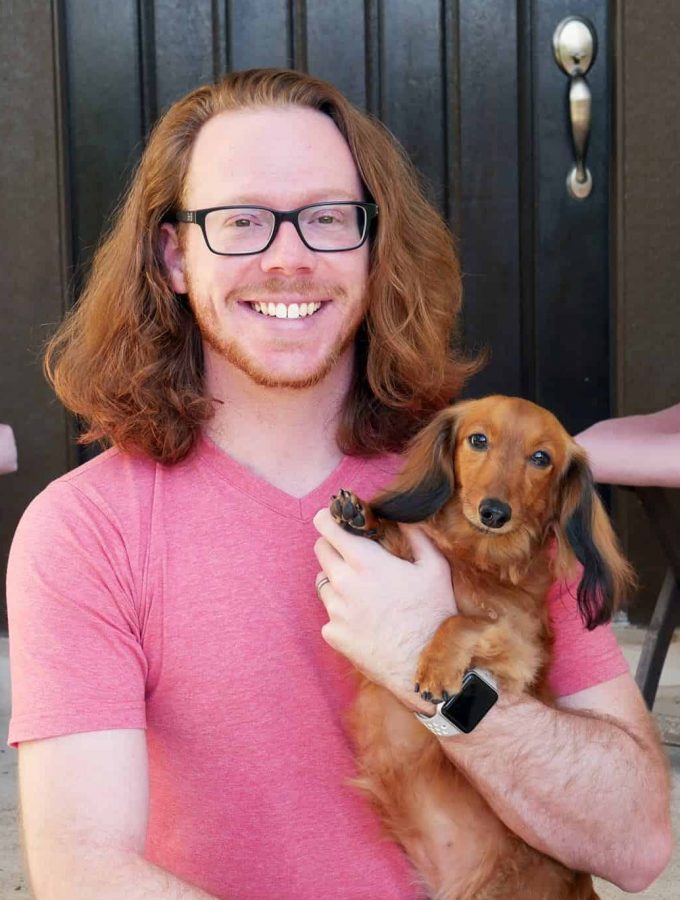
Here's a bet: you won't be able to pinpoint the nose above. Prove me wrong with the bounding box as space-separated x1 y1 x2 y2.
259 221 317 275
478 498 512 529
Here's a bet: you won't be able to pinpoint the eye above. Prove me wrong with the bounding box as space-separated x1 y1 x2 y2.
529 450 552 468
306 207 345 227
468 433 488 451
220 212 267 229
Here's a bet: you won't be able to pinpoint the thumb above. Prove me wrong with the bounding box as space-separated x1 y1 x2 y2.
398 523 439 563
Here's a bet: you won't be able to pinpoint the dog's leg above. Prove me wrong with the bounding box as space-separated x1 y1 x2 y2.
330 488 416 563
415 613 547 702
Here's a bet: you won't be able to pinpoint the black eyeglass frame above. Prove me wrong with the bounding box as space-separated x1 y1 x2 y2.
174 201 379 256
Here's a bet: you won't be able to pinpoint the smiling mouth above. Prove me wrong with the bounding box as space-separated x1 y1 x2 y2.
245 300 324 320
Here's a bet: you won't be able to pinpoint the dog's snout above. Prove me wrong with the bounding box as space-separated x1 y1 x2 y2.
478 498 512 529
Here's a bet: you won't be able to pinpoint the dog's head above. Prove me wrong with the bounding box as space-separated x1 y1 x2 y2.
372 395 634 628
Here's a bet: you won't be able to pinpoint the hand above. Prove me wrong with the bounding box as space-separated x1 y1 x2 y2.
312 508 457 712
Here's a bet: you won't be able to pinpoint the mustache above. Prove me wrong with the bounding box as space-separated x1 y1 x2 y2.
225 278 348 301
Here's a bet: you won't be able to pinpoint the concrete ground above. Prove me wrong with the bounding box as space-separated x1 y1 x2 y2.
1 628 679 899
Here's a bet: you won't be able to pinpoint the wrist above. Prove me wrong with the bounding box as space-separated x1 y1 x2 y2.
391 685 438 716
414 668 500 738
436 689 533 744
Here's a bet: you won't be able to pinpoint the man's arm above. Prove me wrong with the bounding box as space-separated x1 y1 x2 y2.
19 729 218 899
312 509 673 893
437 673 672 892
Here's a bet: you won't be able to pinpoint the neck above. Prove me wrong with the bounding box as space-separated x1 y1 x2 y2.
203 347 355 497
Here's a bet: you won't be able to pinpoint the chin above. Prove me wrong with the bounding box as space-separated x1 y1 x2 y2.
245 368 332 389
223 346 340 389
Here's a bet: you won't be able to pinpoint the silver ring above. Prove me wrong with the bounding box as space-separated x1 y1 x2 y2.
315 576 331 597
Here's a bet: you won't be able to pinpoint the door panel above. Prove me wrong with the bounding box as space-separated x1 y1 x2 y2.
382 1 447 210
459 0 522 397
532 0 610 431
306 0 368 109
65 0 144 288
229 0 291 70
153 1 217 117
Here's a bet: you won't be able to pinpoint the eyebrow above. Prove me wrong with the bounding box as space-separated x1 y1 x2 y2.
211 190 362 207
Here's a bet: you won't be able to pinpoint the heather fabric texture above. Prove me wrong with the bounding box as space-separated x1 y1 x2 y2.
7 437 628 899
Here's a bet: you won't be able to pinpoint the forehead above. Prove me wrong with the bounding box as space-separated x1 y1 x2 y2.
183 105 364 209
460 398 566 447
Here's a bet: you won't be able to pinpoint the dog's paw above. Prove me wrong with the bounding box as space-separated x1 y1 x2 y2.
415 652 467 705
414 617 478 703
330 489 379 538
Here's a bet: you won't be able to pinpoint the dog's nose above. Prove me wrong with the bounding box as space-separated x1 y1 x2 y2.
478 498 512 529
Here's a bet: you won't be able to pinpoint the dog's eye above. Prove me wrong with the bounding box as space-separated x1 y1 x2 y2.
468 433 488 450
529 450 552 468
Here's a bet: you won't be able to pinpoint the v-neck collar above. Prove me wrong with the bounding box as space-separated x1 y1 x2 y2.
197 433 366 522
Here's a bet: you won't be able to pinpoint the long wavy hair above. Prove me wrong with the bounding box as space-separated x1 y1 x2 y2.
45 68 479 464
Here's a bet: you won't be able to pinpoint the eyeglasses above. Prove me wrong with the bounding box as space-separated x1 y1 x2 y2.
174 201 378 256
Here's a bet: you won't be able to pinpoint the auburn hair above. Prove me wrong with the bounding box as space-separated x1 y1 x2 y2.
45 68 479 464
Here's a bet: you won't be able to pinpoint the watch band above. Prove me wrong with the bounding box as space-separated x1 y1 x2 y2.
414 668 498 737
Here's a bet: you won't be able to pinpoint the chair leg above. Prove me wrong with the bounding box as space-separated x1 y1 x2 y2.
635 568 680 709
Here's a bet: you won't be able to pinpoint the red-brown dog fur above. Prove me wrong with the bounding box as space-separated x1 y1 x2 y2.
331 396 635 900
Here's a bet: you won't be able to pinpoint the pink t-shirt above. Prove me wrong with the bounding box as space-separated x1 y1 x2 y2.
6 436 628 899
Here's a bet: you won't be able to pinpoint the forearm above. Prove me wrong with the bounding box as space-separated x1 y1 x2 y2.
576 409 680 487
438 692 671 891
29 848 219 900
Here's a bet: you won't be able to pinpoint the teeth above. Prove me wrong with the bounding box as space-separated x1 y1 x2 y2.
252 301 321 319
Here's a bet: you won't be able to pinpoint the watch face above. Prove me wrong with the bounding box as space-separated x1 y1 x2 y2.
440 672 498 733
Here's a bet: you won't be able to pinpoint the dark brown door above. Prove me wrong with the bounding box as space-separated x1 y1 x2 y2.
64 0 612 436
0 0 613 625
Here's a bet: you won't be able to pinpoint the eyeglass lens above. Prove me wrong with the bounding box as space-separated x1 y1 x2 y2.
204 204 367 254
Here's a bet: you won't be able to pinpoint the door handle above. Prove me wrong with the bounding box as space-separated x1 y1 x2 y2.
553 16 597 200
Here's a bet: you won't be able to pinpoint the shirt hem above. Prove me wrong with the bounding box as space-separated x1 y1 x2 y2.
7 707 147 748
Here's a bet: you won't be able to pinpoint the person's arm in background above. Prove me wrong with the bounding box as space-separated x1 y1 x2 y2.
576 403 680 487
19 729 219 899
0 424 18 474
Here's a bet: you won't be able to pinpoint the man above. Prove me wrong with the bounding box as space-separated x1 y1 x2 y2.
7 69 671 899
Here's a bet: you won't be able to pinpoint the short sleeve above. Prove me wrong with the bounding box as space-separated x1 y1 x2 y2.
546 571 630 698
6 481 148 747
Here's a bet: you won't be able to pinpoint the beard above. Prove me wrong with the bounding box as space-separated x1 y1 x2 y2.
186 274 366 390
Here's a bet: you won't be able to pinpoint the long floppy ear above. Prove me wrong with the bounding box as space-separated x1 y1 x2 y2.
371 407 459 523
554 447 636 629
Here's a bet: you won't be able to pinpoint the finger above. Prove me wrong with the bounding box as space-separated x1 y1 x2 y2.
398 523 443 564
312 507 382 566
315 570 330 591
314 536 345 578
314 571 334 609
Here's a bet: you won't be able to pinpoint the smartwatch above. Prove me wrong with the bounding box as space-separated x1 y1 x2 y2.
414 668 498 737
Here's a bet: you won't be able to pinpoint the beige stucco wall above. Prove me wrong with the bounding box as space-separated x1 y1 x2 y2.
614 1 680 622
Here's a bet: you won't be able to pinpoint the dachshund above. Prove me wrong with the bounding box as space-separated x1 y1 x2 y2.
329 395 635 900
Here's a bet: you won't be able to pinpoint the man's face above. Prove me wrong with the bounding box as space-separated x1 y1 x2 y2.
163 106 370 389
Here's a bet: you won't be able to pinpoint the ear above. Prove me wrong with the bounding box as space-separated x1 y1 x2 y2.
554 447 635 629
159 223 188 294
371 407 458 523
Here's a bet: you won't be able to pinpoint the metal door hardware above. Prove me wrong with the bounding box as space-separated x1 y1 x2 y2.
553 16 597 199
